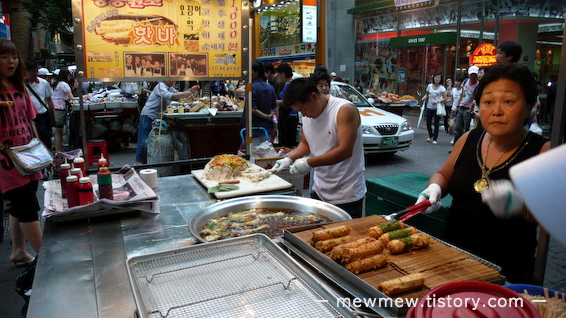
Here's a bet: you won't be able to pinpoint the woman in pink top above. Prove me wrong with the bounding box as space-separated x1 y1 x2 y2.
0 38 42 266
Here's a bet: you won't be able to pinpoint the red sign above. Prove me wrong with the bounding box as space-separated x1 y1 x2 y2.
469 43 497 67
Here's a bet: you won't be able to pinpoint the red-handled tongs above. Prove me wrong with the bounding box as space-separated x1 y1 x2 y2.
383 200 431 222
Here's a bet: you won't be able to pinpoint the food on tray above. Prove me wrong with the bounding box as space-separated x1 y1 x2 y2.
377 227 418 245
377 273 425 296
328 237 376 261
200 208 329 242
345 253 388 275
368 220 406 238
520 289 566 317
387 233 431 254
339 240 385 263
311 225 352 244
204 154 250 181
239 167 271 182
314 235 353 253
377 92 404 104
0 101 14 107
400 95 416 101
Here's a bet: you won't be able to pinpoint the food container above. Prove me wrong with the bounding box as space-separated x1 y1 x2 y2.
105 101 122 109
188 195 351 242
121 101 138 108
407 281 540 318
126 234 358 318
88 102 105 111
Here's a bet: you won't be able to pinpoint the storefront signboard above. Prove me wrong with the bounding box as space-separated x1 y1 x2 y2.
390 32 456 48
72 0 248 81
301 0 317 43
469 43 497 67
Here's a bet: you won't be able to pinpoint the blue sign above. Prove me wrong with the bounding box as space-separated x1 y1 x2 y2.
397 67 406 83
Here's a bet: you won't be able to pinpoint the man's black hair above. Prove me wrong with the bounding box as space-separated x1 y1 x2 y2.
498 41 523 63
275 63 293 78
25 60 40 71
282 78 319 109
252 60 266 81
263 62 275 74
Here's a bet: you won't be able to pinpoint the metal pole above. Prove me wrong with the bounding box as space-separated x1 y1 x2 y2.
494 0 500 46
455 0 462 75
245 16 254 160
79 82 88 163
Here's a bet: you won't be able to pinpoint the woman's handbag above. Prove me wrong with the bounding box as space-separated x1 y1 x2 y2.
436 103 447 117
0 138 53 175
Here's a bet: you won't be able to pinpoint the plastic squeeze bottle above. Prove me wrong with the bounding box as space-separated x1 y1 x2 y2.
98 154 107 168
59 159 71 198
77 177 95 205
65 173 80 208
97 164 113 200
73 157 86 178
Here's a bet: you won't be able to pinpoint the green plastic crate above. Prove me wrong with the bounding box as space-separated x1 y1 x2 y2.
365 172 452 238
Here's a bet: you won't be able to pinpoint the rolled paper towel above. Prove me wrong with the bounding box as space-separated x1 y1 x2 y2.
139 169 158 189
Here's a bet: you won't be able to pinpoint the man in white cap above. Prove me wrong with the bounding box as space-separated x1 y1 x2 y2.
453 65 479 143
330 72 336 80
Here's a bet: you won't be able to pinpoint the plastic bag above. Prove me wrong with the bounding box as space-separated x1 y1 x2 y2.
529 122 543 135
252 140 278 159
147 122 174 176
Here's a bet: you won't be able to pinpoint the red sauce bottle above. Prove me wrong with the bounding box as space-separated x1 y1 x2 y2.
59 160 71 198
65 175 80 208
97 165 113 200
73 157 86 178
98 154 107 168
78 177 95 205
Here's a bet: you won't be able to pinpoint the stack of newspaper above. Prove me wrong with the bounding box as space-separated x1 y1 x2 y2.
42 167 160 221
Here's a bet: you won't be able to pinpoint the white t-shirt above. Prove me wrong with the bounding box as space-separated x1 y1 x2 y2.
52 81 72 110
26 77 53 114
426 84 446 110
302 96 366 204
450 87 463 111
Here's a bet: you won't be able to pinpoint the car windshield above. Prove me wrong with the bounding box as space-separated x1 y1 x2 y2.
333 83 373 107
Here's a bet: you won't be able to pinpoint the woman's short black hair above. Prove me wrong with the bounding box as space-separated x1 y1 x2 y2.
474 63 537 110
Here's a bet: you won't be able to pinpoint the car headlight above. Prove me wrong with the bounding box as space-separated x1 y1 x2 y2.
400 120 411 131
361 124 373 135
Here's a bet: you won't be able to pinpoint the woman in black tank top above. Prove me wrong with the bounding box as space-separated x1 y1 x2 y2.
415 64 550 283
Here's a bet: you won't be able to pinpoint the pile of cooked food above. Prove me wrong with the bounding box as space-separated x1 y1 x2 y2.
376 92 404 104
203 154 271 183
200 208 329 242
310 221 431 295
168 95 243 114
204 154 251 182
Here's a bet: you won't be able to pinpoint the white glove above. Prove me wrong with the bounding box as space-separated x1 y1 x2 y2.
415 183 442 214
289 157 312 175
269 157 293 172
481 179 524 219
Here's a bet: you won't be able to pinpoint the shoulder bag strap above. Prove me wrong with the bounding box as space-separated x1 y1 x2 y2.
25 82 48 112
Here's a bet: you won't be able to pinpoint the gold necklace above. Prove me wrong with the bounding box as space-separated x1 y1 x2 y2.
473 135 512 193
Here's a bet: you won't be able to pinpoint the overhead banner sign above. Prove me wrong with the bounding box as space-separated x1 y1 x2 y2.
73 0 247 81
301 0 317 43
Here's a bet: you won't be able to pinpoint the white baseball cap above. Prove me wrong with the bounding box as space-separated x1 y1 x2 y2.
38 68 52 76
468 66 479 74
53 69 60 75
330 72 337 76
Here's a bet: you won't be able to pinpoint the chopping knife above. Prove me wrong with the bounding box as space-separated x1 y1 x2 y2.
383 200 431 221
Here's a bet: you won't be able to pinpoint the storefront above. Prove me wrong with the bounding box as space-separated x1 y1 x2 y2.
348 0 564 98
253 0 319 77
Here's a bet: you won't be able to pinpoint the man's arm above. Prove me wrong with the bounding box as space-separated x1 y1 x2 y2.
307 103 360 167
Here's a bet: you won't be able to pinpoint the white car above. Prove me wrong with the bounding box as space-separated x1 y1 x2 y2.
332 81 414 155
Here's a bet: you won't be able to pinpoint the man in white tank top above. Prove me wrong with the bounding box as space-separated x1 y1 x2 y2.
270 78 366 218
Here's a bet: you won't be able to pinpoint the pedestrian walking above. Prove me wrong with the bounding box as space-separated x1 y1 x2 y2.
422 73 446 144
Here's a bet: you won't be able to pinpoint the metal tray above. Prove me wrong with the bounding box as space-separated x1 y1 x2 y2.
188 195 352 242
126 234 359 318
282 229 505 318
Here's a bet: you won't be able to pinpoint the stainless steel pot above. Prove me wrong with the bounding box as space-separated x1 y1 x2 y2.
188 195 352 242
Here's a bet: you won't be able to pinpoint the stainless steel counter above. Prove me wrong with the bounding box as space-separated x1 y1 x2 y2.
27 175 217 318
